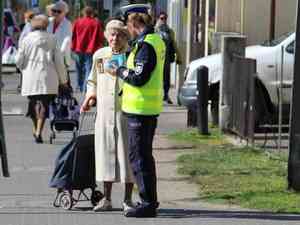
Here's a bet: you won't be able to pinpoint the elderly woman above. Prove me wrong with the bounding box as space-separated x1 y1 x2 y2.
81 19 134 212
16 15 68 143
47 1 72 67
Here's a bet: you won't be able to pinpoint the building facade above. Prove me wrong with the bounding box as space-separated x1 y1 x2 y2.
215 0 297 45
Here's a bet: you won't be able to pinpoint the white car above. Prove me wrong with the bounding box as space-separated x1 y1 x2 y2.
179 32 295 125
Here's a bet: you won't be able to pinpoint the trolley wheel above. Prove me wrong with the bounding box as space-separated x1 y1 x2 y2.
53 188 64 207
91 190 104 206
60 192 73 210
53 195 61 207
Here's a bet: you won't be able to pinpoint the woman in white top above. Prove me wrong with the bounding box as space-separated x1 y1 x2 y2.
81 19 135 212
16 15 68 143
47 1 72 67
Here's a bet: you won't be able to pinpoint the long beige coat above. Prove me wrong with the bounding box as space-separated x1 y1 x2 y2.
86 47 134 183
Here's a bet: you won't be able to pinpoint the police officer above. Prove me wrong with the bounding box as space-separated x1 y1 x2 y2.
106 12 165 217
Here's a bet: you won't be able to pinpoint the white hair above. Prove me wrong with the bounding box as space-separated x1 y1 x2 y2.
31 14 49 30
53 1 69 14
104 20 129 40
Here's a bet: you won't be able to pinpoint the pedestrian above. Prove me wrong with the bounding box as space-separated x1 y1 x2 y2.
71 6 104 92
47 1 72 68
17 10 35 92
45 3 55 18
155 11 182 104
18 10 35 48
15 15 68 144
19 10 34 31
2 8 20 52
106 12 166 218
80 19 135 212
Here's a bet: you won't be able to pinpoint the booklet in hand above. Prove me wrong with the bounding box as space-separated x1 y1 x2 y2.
104 53 126 71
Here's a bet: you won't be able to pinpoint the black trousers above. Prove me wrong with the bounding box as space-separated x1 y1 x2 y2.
125 113 158 208
163 61 171 99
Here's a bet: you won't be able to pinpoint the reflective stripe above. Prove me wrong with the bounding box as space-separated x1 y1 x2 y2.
123 101 163 115
124 94 163 102
125 89 162 97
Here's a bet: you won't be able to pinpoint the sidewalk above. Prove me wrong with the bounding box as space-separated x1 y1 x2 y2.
155 134 234 209
0 73 300 225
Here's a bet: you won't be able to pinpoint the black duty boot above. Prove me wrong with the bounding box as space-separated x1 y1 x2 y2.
124 205 157 218
163 96 173 104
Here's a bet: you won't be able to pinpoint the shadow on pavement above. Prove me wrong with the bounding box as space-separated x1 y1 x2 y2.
158 208 300 221
1 208 299 220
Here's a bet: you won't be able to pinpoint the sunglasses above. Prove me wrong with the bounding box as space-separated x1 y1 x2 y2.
51 9 62 14
159 16 167 20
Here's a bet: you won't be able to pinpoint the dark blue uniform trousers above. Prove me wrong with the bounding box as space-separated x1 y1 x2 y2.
125 114 158 209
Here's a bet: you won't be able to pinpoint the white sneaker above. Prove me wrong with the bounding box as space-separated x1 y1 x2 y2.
122 201 136 212
93 199 112 212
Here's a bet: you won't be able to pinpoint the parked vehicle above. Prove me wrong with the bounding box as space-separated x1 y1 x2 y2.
179 32 295 126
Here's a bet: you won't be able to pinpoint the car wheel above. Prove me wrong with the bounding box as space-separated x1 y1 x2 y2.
209 83 220 126
254 80 274 130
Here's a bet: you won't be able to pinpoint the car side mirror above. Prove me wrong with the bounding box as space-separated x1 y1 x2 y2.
286 42 295 54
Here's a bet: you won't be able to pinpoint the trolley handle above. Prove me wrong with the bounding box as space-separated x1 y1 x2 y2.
78 111 97 136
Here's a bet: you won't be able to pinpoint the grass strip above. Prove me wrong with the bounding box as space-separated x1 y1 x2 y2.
170 128 300 213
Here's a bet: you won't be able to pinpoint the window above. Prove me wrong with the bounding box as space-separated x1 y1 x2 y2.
261 32 293 47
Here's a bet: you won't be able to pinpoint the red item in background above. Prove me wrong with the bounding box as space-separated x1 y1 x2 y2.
71 17 104 54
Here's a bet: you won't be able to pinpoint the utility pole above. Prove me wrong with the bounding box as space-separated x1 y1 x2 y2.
0 0 10 177
288 0 300 191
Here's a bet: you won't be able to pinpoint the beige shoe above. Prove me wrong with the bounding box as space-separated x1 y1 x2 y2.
93 199 112 212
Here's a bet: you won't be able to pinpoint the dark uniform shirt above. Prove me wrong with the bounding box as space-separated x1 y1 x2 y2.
117 26 157 87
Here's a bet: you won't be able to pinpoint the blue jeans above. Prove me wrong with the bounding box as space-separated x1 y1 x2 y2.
73 52 93 92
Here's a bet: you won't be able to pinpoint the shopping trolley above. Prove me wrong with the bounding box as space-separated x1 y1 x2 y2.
49 111 103 210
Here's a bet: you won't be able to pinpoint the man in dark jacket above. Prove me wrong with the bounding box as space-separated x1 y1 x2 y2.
155 12 181 104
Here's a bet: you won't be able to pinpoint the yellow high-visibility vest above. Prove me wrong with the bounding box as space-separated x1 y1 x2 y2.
122 33 166 115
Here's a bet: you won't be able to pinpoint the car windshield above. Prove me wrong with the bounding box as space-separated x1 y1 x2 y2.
186 69 197 82
183 67 189 81
260 32 293 47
